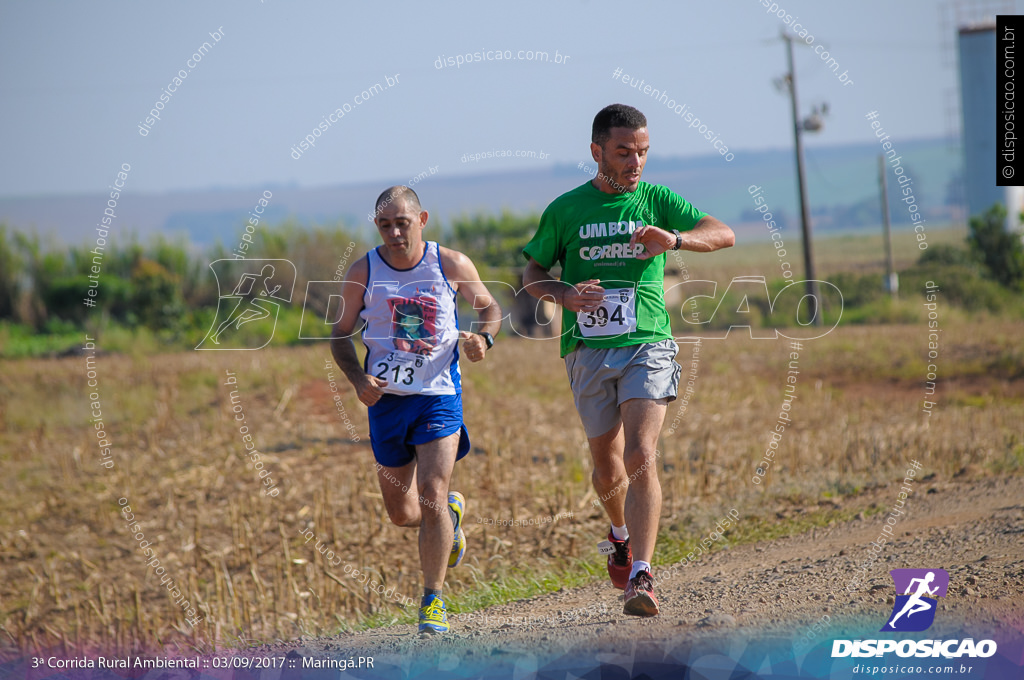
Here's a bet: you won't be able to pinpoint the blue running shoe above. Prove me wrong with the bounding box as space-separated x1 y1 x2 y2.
418 593 449 634
448 491 466 568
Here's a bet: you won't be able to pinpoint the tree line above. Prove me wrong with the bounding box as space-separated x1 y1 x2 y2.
0 211 541 337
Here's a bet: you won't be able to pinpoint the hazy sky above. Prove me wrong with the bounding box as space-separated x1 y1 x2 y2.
1 0 1016 197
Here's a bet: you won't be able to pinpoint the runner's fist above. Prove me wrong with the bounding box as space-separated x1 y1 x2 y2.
562 279 605 313
459 330 487 363
629 225 675 259
356 374 387 406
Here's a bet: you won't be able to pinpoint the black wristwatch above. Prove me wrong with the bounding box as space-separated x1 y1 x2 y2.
672 229 683 250
478 332 494 350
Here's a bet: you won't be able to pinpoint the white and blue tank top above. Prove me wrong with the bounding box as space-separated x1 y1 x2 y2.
360 241 461 396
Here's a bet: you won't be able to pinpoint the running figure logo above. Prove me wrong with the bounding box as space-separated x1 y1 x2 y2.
196 259 296 350
881 568 949 632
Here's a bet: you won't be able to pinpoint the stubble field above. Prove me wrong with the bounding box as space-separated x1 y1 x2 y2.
0 316 1021 658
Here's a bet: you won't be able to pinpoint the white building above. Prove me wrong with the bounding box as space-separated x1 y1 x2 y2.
959 21 1023 231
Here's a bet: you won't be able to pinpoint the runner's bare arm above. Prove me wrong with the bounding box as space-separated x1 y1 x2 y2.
439 247 502 362
522 257 604 313
330 255 386 406
630 215 736 259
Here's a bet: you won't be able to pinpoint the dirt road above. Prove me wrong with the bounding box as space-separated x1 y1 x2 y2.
269 475 1024 678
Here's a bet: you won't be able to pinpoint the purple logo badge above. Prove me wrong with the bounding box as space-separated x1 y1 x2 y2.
881 569 949 632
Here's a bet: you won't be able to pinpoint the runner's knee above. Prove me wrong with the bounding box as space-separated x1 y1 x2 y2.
623 447 659 478
592 466 625 492
416 483 448 515
385 501 420 527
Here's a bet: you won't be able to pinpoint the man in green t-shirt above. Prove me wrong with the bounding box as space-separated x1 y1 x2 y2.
522 104 735 617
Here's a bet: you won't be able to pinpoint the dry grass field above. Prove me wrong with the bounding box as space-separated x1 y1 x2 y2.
0 317 1021 658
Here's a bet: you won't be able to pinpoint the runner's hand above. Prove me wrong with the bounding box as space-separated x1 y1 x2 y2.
629 225 675 260
562 279 605 313
356 374 387 406
459 330 487 362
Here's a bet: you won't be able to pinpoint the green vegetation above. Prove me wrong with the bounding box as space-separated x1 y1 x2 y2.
0 221 366 357
2 207 1022 359
449 209 538 275
818 205 1024 324
968 203 1024 291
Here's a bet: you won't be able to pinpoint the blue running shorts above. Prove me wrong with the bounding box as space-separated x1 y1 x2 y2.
367 392 471 468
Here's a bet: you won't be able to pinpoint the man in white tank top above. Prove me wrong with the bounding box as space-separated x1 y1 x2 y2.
331 186 502 635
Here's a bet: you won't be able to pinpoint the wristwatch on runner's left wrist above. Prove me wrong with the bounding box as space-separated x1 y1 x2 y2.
671 229 683 250
478 332 494 350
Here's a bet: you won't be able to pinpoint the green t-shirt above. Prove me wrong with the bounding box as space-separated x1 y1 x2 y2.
523 180 707 357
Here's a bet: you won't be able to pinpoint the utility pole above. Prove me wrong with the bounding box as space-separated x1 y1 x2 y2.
878 154 898 299
783 33 822 326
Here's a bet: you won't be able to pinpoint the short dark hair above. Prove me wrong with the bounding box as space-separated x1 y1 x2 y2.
374 185 422 216
592 104 647 147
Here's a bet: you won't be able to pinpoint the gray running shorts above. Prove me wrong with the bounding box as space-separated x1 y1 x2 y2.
564 339 681 438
